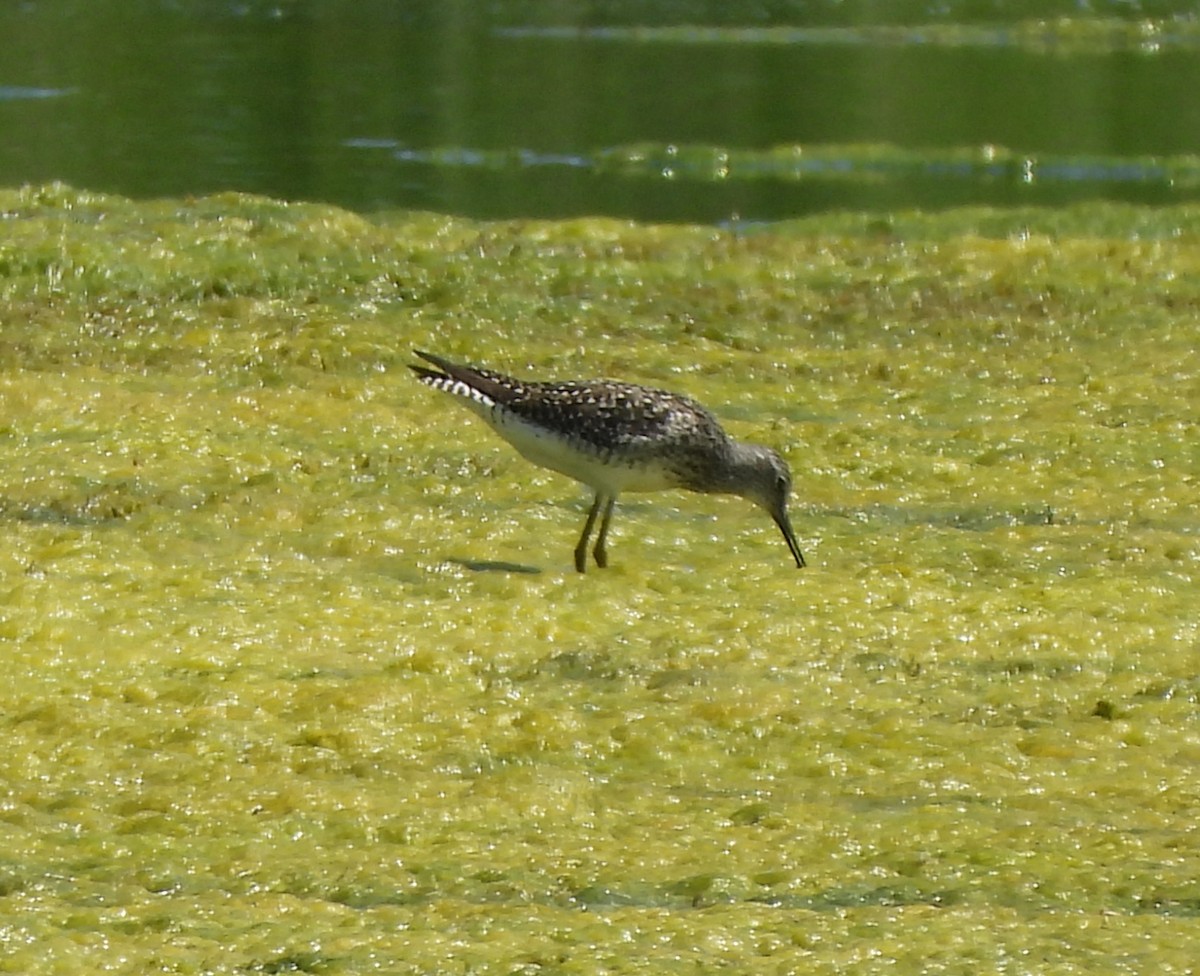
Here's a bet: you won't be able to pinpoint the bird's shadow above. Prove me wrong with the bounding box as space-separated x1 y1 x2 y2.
447 557 543 575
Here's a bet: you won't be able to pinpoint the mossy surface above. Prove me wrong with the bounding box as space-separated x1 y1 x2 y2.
1 184 1198 974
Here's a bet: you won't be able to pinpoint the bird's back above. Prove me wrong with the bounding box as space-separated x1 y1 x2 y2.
411 354 733 494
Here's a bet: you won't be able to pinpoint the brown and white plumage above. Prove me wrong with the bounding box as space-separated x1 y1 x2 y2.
409 350 805 572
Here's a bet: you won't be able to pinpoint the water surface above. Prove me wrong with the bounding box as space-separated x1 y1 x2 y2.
5 1 1200 220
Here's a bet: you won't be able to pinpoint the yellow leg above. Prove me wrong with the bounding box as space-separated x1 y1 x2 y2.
593 496 616 568
574 494 604 573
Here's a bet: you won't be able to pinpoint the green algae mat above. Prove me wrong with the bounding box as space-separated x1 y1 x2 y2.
1 184 1198 973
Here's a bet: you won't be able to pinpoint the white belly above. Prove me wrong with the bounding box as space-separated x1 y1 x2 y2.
478 405 679 496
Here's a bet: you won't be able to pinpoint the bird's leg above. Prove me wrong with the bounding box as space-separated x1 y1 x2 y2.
592 496 617 568
574 494 604 573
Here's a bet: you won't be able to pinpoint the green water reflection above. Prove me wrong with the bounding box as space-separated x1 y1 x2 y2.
4 1 1200 219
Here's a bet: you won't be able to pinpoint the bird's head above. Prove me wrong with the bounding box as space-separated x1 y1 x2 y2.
734 445 805 568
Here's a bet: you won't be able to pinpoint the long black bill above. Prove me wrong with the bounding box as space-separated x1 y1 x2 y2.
774 512 806 568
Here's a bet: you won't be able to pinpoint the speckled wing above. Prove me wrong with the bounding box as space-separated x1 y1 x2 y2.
410 350 719 452
506 380 716 454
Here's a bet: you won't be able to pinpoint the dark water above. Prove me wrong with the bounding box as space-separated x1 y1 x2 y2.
4 0 1200 222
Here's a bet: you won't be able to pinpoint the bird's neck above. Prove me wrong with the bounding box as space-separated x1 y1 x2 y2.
690 440 760 497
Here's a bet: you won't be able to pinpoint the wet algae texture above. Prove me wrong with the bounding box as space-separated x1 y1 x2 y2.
1 184 1197 972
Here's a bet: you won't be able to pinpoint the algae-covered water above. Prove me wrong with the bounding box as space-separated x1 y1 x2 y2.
1 184 1198 972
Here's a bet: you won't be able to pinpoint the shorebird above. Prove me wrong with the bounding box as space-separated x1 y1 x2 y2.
409 350 806 572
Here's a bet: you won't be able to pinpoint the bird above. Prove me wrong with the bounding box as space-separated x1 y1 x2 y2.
408 350 806 572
